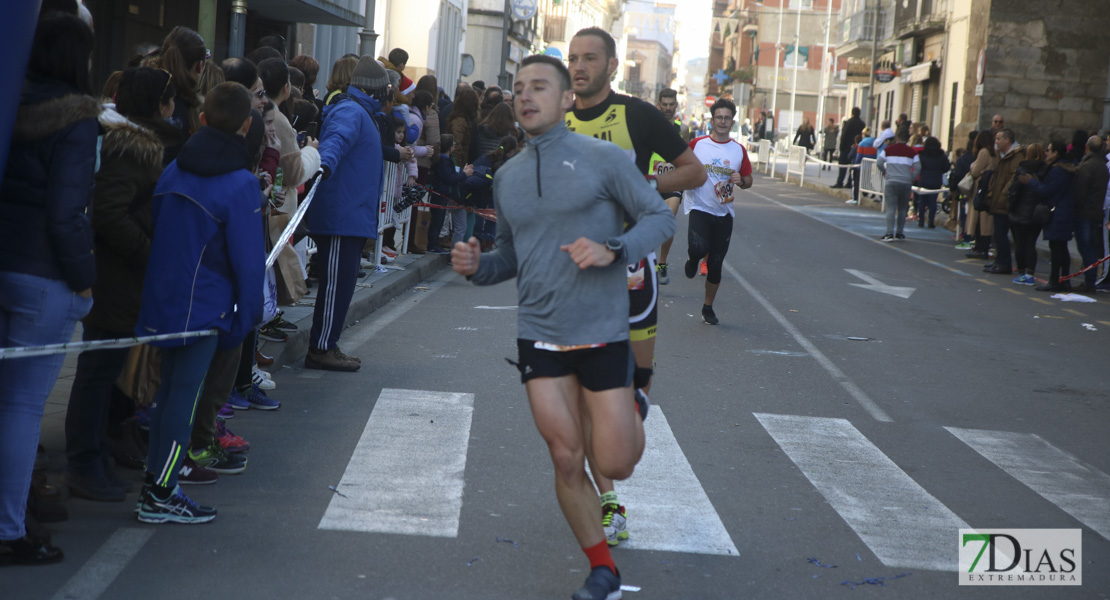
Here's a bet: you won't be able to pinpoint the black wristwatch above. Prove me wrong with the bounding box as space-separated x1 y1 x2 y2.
605 238 625 262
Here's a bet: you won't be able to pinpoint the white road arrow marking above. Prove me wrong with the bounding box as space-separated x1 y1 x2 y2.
845 269 916 299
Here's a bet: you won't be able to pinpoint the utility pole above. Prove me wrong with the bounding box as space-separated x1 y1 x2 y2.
770 3 783 141
865 0 880 130
787 5 801 144
229 0 246 58
816 0 833 143
358 0 379 57
498 0 513 90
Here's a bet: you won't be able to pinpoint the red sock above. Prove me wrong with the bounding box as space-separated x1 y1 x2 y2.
583 540 617 576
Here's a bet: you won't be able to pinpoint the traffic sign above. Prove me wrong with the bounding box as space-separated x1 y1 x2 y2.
704 96 717 108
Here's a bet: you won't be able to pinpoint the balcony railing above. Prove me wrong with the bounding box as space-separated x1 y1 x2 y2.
840 8 891 45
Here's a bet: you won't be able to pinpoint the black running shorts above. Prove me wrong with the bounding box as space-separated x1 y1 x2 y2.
515 339 634 392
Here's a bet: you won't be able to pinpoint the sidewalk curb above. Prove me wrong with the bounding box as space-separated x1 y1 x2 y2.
262 254 450 371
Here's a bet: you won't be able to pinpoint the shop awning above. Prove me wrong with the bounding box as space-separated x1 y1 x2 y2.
249 0 363 27
900 61 936 84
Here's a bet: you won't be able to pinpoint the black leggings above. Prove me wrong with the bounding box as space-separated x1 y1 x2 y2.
687 210 733 285
1049 240 1071 284
1010 222 1042 274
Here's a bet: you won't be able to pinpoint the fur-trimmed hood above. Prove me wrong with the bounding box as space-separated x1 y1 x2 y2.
14 77 101 141
99 110 180 172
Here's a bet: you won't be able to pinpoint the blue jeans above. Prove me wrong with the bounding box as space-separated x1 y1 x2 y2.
147 336 218 489
0 271 92 540
1074 217 1102 286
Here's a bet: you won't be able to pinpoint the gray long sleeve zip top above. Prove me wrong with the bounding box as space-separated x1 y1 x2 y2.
469 121 676 346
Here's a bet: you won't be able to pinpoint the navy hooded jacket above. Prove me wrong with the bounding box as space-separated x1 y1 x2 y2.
0 76 100 292
135 126 264 348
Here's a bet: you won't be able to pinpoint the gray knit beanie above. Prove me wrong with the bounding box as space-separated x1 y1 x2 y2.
350 55 389 92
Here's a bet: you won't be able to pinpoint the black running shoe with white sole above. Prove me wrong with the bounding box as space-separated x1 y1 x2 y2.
137 485 216 524
701 305 719 325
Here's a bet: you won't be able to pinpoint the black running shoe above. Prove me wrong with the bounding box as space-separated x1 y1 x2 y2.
702 305 719 325
572 566 621 600
684 258 697 279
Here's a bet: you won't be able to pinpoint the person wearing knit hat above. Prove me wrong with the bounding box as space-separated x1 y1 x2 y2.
349 55 390 93
303 55 389 371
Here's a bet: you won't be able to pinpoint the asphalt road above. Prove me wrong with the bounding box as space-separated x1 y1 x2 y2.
10 172 1109 600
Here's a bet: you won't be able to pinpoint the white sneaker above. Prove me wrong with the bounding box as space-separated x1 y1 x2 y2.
252 366 275 390
602 503 628 546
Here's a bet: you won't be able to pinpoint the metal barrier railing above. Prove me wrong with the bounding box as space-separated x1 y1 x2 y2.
859 157 885 209
785 145 807 186
372 162 414 270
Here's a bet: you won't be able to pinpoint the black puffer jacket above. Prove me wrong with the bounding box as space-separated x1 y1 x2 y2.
0 76 100 292
915 147 951 190
1007 159 1047 225
83 112 180 334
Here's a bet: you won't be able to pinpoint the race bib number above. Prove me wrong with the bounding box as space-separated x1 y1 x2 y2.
627 260 646 290
534 341 607 352
714 180 735 204
654 161 675 176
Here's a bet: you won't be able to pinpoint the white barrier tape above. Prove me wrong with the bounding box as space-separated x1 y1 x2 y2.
0 329 218 360
266 168 323 269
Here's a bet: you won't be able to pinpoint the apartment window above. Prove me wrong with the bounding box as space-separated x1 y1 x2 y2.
790 0 814 8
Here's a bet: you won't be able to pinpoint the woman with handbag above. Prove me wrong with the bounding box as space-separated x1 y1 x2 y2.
950 132 978 248
1006 144 1048 285
965 130 998 259
1022 141 1078 292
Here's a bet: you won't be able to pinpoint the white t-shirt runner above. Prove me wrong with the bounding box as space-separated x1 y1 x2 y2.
684 135 753 217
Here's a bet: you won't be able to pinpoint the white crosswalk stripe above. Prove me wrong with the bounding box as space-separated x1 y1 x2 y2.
755 413 969 571
614 406 739 556
318 388 475 537
946 427 1110 541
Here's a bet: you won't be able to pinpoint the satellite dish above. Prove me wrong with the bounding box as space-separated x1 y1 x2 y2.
460 54 475 77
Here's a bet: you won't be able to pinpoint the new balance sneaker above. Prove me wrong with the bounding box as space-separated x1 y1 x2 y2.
188 442 247 475
602 502 629 547
227 388 251 411
136 485 216 524
572 566 621 600
177 457 218 485
216 420 250 454
252 365 275 390
702 305 719 325
1012 273 1036 286
880 234 894 242
244 384 280 411
656 262 669 285
683 258 698 279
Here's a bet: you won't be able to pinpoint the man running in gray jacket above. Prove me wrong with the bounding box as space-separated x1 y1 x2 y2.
452 54 675 600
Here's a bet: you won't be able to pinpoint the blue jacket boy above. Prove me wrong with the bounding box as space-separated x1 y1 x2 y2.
135 126 264 348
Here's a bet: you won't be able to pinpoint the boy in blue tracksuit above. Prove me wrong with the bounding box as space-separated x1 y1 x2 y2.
133 82 265 524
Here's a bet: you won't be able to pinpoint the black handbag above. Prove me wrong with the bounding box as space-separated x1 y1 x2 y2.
973 171 992 212
1033 202 1054 226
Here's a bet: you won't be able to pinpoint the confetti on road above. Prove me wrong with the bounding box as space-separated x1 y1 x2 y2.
328 485 348 498
807 557 837 568
840 572 912 589
495 537 519 548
